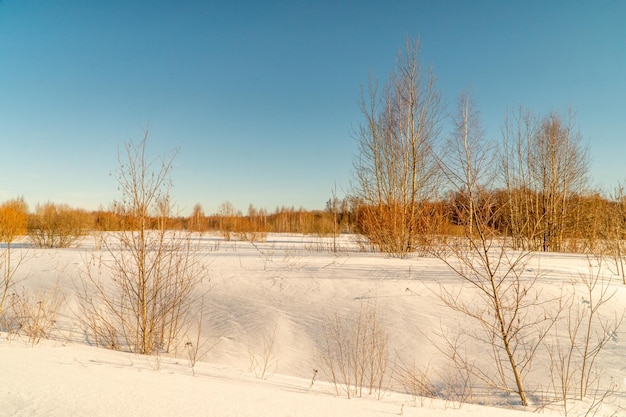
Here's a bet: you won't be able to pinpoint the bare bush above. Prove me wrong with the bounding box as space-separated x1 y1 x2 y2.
0 198 28 245
247 321 279 379
1 286 62 345
0 198 29 316
547 256 624 413
235 228 267 243
76 132 206 355
320 301 390 399
185 296 217 376
28 202 91 248
395 361 438 404
396 360 475 409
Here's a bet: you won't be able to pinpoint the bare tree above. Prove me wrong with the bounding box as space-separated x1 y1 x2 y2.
605 183 626 284
353 38 443 256
188 203 208 233
435 223 560 406
440 89 495 238
326 184 341 253
501 109 590 252
217 200 239 241
77 130 205 355
435 97 561 407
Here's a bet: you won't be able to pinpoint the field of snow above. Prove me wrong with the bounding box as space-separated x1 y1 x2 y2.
1 233 625 416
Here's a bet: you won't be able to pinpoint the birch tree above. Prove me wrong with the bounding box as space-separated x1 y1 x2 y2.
441 89 495 237
501 109 589 251
353 38 443 256
436 95 557 407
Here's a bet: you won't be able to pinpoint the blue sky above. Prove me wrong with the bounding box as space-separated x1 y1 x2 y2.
0 1 625 215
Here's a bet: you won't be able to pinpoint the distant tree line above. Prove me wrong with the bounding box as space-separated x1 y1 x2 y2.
0 188 624 254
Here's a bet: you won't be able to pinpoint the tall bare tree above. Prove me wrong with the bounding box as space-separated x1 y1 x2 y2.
501 109 589 251
441 89 495 237
353 38 443 256
435 95 556 407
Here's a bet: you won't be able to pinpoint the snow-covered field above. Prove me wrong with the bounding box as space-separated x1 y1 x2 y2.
1 233 625 416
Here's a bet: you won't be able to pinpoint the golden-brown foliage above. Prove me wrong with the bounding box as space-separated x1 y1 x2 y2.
28 202 91 248
0 198 28 244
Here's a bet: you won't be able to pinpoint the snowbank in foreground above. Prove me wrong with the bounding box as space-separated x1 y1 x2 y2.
2 233 625 416
0 339 536 417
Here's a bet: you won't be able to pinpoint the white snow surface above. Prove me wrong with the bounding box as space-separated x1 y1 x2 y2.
1 233 625 416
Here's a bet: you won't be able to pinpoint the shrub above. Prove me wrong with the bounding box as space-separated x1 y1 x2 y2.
1 286 61 345
0 198 28 245
77 134 205 355
320 301 390 399
0 198 29 317
28 202 91 248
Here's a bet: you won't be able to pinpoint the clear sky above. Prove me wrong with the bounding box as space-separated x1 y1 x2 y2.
0 1 625 215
